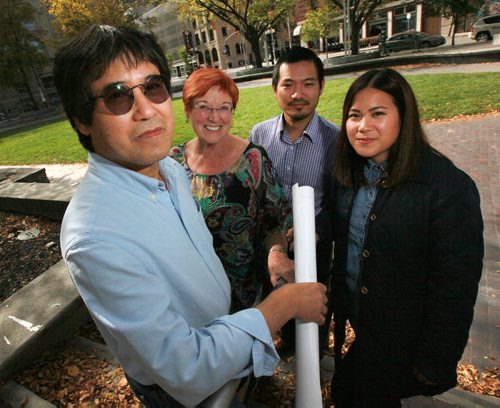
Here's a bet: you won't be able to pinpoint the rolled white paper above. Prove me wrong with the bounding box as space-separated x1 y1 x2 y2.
292 183 322 408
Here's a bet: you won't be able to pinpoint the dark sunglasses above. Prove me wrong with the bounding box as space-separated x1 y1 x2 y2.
92 75 170 115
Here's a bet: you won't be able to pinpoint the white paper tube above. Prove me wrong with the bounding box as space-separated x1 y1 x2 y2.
292 183 322 408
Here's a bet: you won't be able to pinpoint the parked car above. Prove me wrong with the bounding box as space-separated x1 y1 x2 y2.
468 13 500 42
381 31 446 53
327 41 344 52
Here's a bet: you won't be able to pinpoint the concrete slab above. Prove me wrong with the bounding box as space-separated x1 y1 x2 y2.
0 181 75 220
0 260 90 380
0 380 56 408
0 167 49 184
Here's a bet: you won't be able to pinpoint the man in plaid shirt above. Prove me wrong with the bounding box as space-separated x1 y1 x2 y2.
250 46 339 355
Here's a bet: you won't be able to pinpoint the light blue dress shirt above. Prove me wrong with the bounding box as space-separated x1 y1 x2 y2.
249 112 339 215
60 153 279 407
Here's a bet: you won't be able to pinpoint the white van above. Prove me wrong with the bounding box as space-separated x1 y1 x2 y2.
469 13 500 41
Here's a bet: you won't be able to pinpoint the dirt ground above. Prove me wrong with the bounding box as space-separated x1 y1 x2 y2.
0 211 62 303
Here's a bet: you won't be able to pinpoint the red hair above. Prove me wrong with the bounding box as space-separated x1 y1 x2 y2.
183 68 239 114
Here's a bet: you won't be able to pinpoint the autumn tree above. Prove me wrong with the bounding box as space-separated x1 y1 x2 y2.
172 0 294 68
0 0 48 110
42 0 155 43
327 0 386 55
303 5 342 58
424 0 483 45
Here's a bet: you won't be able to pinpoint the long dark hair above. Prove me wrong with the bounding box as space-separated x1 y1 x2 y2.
334 68 435 188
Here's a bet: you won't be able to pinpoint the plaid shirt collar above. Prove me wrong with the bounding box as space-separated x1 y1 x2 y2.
278 111 320 143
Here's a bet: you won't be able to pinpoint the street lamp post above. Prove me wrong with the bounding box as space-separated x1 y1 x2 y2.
343 0 350 56
287 14 292 49
269 27 276 65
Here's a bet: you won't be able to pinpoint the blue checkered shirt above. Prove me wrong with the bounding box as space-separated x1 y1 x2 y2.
249 112 339 215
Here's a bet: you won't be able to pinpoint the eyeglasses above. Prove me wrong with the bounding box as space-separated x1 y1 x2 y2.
192 103 234 117
92 75 170 115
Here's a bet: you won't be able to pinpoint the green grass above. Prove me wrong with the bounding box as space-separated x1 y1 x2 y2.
0 72 498 165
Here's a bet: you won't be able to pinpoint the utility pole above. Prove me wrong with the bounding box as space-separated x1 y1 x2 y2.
287 14 292 49
343 0 351 56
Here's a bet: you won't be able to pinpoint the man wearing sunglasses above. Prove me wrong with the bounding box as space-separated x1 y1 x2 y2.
54 25 327 407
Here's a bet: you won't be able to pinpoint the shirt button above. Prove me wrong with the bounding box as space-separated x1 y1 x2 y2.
370 214 377 221
362 249 370 258
361 286 369 295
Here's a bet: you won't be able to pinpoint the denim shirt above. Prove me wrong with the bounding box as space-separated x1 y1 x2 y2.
346 160 385 325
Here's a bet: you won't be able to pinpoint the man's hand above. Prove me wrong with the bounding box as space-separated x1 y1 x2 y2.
256 282 328 336
268 250 295 285
286 228 294 252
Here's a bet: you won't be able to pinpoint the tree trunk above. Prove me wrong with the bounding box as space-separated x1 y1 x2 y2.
247 32 263 68
451 15 457 46
350 20 361 55
17 62 39 111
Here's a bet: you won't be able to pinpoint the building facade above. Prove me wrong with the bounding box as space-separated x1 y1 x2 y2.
0 0 58 119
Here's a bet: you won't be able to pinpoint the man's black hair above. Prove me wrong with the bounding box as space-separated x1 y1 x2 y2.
272 46 324 89
53 25 171 151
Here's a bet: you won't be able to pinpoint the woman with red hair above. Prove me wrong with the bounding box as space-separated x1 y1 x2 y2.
170 68 293 313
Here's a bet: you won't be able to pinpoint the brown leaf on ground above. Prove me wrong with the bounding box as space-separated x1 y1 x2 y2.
457 364 500 397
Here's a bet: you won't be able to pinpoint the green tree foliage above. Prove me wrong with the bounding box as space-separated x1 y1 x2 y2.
172 0 294 68
303 5 341 57
424 0 483 44
177 46 194 74
0 0 48 110
327 0 387 55
42 0 155 42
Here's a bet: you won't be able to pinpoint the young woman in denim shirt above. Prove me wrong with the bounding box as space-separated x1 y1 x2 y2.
323 68 484 408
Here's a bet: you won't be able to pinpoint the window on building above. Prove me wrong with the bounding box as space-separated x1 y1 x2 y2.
222 27 227 37
236 43 242 54
209 29 215 41
202 31 207 43
192 19 197 29
212 48 219 62
204 50 212 66
406 4 416 13
195 33 200 46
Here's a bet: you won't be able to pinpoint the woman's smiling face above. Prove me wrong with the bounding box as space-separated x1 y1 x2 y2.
187 86 234 145
346 87 401 164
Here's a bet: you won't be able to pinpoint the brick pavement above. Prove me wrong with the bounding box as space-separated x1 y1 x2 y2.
423 113 500 371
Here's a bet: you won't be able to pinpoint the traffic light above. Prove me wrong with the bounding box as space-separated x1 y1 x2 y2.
222 44 230 55
182 30 194 55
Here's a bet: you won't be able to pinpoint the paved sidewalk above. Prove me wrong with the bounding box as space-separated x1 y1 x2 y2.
423 114 500 372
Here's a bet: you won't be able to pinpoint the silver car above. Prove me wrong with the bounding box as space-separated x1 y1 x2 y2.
469 13 500 42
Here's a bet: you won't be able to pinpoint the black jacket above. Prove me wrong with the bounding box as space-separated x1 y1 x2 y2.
325 148 484 397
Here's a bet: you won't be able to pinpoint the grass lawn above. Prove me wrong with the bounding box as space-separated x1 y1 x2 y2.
0 72 499 165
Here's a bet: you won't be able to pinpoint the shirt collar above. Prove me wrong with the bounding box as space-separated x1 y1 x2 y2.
279 111 320 142
364 159 386 184
87 152 173 197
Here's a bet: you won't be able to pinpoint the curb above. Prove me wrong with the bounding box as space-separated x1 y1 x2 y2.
0 260 90 381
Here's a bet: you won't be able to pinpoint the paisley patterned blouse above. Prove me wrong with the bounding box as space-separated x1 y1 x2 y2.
169 142 290 312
